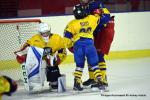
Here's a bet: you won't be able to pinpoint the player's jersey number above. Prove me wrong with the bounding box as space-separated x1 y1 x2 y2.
79 27 92 33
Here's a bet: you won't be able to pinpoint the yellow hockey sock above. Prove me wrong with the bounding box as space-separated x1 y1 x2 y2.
99 62 107 84
74 67 83 79
88 68 95 79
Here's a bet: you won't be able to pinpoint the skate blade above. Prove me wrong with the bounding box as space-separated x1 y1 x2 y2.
91 87 105 93
83 85 91 89
104 87 109 92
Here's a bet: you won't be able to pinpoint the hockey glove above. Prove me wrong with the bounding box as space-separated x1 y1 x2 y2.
16 55 26 64
43 47 52 56
92 9 103 16
68 47 74 53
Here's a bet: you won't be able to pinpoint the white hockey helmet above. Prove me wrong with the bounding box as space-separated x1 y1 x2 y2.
38 22 51 33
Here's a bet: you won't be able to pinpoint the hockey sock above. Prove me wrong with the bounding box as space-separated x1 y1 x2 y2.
91 65 102 82
73 67 83 90
74 67 83 79
99 62 107 84
88 67 95 79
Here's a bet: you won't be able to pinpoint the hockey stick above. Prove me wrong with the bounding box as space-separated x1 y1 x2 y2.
16 25 31 91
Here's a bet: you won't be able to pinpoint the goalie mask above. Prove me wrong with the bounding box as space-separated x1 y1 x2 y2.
38 22 51 37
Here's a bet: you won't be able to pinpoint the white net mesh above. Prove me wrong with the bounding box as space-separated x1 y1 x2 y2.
0 19 41 80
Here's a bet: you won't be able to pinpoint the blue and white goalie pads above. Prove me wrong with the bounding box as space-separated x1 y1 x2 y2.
21 46 45 92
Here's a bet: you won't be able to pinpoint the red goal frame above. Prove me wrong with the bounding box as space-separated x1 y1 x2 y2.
0 19 41 23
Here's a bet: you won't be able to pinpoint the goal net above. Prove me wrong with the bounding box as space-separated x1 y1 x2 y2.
0 19 41 80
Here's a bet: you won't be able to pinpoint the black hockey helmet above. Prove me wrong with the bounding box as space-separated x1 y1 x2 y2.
73 4 87 19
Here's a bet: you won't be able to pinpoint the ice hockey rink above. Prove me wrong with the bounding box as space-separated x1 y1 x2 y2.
2 57 150 100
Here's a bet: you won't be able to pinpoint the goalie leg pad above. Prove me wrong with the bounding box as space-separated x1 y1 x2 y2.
58 74 66 93
46 66 61 82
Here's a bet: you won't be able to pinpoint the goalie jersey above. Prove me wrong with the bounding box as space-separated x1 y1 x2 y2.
26 33 67 63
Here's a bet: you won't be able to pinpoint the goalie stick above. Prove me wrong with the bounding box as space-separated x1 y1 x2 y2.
21 63 31 91
16 25 31 91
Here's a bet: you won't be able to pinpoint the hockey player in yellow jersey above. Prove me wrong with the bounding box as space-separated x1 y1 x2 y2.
0 76 17 100
14 22 67 89
63 4 105 91
63 6 100 44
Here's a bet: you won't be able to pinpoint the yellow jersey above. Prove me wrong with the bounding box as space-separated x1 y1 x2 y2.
27 34 46 48
27 34 65 53
0 76 10 100
46 34 67 63
64 15 100 42
46 34 65 54
26 33 66 63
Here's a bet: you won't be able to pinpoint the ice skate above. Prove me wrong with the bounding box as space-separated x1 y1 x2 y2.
73 78 83 91
82 79 96 87
91 80 105 92
103 82 109 92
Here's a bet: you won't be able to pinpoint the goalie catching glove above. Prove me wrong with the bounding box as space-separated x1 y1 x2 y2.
16 55 26 64
14 44 29 64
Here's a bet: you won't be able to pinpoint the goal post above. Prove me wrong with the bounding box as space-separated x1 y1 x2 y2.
0 19 41 80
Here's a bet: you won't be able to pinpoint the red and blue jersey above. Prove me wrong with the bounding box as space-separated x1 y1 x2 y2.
86 0 111 34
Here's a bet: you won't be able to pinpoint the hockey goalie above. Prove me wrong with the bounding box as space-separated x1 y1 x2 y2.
14 22 67 93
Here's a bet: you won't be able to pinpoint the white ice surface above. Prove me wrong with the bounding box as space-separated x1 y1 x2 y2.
3 57 150 100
